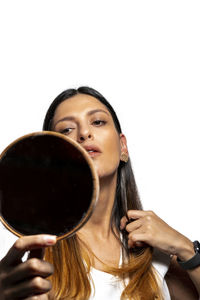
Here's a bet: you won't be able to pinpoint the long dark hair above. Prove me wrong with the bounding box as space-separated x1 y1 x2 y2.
43 86 142 245
44 87 161 300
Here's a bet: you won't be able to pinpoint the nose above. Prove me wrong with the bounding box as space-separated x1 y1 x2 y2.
77 125 92 143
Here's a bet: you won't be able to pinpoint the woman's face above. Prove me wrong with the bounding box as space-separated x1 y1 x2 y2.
52 93 128 179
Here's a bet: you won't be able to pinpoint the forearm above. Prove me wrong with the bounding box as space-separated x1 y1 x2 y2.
187 267 200 295
175 236 200 295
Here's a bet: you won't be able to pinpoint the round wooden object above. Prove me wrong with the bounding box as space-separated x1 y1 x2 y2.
0 132 99 240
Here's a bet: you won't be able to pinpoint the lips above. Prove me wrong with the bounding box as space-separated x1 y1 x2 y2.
83 145 101 157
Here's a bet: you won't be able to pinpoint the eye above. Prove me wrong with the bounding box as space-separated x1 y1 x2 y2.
60 128 74 135
92 120 106 126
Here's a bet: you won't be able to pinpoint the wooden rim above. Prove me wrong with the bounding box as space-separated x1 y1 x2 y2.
0 131 99 240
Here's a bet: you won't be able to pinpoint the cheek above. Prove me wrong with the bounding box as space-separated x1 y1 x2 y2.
96 131 121 174
105 131 121 158
106 140 121 163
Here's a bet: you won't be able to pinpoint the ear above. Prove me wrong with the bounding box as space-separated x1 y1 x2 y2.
120 133 129 160
120 133 128 153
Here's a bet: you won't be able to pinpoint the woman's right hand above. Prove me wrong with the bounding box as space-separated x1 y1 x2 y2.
0 234 57 300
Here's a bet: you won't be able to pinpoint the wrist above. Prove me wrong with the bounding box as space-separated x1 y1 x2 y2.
177 240 200 270
175 238 195 261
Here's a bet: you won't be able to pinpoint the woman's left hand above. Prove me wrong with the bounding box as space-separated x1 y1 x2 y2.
120 210 194 261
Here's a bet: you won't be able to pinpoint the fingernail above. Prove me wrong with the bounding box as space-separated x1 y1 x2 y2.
43 235 57 245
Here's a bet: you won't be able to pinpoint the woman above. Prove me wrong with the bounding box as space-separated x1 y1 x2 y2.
0 87 199 300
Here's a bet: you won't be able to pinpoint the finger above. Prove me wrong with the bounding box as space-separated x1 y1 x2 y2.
3 259 54 286
127 210 148 220
120 215 128 230
1 235 56 267
125 219 142 233
128 231 148 248
127 241 146 249
128 239 147 249
6 277 52 299
134 241 146 248
120 210 148 230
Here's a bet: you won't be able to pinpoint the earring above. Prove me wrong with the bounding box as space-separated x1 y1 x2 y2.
121 153 129 163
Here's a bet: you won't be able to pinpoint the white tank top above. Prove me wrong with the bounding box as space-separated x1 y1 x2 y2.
89 248 171 300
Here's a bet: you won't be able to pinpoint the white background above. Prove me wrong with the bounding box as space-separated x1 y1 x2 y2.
0 1 199 240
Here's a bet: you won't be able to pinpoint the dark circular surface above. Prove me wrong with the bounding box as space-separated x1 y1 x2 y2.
0 132 98 238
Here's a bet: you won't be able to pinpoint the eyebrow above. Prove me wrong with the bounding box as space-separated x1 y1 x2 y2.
53 109 109 127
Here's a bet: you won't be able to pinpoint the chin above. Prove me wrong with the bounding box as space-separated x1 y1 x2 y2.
98 170 118 183
93 160 119 180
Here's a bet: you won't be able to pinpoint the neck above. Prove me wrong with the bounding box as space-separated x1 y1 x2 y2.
79 172 118 239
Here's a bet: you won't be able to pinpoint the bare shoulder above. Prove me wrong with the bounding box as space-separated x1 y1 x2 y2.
165 257 198 300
